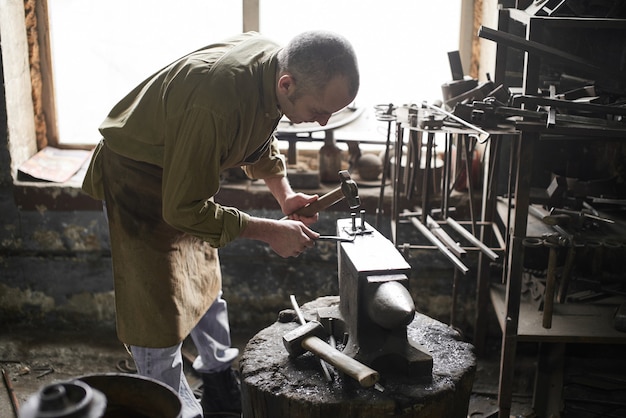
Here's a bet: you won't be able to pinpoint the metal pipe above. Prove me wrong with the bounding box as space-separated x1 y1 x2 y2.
445 217 499 261
405 211 469 274
426 216 466 259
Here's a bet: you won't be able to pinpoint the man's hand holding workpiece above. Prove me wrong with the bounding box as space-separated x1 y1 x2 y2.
240 217 319 258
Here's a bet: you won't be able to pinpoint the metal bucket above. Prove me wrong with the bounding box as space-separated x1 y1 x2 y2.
78 373 182 418
19 373 182 418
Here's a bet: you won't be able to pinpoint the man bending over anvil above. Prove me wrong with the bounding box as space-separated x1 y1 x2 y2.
81 30 360 418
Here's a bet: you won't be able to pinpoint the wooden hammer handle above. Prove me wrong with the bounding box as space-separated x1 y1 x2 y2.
301 336 379 388
293 187 344 217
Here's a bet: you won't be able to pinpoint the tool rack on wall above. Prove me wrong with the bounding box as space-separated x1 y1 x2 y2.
477 7 626 418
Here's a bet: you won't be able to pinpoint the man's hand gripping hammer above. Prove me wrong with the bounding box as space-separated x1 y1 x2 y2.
290 170 360 218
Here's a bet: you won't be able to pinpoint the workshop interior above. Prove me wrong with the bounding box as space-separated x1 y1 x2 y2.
2 0 626 417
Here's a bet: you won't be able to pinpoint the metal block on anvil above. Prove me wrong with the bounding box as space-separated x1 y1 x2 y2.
323 217 433 378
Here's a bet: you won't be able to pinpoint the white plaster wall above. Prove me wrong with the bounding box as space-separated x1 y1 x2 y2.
0 0 38 175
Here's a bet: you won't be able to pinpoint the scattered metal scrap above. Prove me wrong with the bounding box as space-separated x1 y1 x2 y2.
2 367 20 418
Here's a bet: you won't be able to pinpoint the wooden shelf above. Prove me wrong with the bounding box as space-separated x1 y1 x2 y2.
490 284 626 344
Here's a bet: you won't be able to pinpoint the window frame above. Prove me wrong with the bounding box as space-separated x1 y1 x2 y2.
2 0 479 210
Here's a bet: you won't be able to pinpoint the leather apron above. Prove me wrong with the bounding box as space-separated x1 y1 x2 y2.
100 143 221 348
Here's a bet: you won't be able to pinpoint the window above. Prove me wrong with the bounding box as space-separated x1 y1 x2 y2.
260 0 463 107
47 0 242 145
48 0 463 146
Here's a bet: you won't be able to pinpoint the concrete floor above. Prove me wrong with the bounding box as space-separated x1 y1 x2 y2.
2 323 625 418
0 323 534 418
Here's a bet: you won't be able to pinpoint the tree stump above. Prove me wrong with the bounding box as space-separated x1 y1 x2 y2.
240 296 476 418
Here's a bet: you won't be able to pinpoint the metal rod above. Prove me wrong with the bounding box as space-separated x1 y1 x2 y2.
441 132 452 218
405 211 469 274
376 117 394 229
420 132 434 224
421 101 490 143
391 122 404 244
426 216 467 259
445 217 499 261
462 135 477 236
2 367 19 418
478 26 625 87
450 268 460 328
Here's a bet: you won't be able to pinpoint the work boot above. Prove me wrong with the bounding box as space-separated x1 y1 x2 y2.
201 368 242 417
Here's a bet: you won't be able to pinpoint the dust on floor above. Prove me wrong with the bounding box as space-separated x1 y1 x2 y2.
1 323 535 418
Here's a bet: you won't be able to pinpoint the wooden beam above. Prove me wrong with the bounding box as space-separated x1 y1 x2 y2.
242 0 259 32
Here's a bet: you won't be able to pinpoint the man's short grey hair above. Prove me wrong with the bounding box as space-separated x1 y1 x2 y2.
277 30 359 99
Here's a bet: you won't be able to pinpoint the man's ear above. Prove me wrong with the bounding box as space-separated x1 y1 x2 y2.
277 74 295 95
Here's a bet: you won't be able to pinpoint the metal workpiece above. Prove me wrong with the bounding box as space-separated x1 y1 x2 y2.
341 210 373 238
316 235 355 243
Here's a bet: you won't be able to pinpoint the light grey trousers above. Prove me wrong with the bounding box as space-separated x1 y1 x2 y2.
130 292 239 418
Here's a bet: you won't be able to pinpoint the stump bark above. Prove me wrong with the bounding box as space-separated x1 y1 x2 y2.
240 296 476 418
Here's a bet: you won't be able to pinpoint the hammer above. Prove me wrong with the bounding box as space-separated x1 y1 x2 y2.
283 320 379 388
286 170 360 218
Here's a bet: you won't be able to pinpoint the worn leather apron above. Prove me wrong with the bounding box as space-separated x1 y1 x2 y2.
100 143 221 348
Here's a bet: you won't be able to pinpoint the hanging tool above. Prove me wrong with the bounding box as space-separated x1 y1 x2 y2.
542 238 559 329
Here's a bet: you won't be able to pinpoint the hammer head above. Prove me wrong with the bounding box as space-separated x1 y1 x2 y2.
283 320 327 357
338 170 360 210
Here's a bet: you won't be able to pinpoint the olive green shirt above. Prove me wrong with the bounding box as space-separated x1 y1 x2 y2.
83 32 286 247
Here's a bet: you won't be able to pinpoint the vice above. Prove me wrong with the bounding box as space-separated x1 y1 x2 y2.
318 215 433 378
